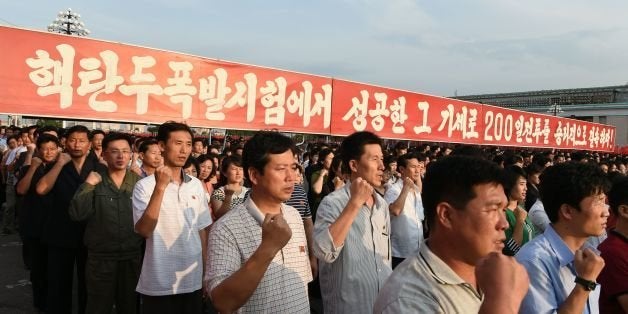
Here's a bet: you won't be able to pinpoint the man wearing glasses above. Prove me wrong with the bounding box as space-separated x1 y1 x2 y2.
70 132 143 314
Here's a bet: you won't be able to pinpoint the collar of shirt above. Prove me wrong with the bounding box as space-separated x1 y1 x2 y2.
420 242 467 286
181 169 192 183
342 181 387 212
102 169 137 192
545 225 575 268
245 196 286 227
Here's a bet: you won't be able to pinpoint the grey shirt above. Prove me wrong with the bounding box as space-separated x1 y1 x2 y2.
374 242 483 313
313 182 392 314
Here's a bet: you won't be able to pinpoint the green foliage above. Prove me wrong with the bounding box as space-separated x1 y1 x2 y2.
36 118 63 128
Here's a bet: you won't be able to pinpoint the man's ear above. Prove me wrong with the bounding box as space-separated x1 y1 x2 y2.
348 159 358 173
248 167 259 186
158 141 166 153
558 203 575 221
436 202 456 230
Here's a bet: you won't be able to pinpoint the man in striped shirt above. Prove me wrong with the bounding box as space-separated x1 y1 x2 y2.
313 131 392 313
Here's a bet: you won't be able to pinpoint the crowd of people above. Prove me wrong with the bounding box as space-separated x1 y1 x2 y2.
0 122 627 314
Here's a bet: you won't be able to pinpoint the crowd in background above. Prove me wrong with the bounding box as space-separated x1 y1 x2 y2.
1 123 627 313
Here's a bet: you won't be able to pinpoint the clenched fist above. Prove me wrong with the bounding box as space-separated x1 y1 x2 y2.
261 213 292 253
30 157 43 168
57 153 72 165
574 248 605 282
401 177 418 193
476 252 529 309
154 166 173 188
85 171 102 186
514 206 528 223
349 177 373 208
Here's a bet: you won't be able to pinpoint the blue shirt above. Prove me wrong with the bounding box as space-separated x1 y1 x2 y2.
516 225 599 314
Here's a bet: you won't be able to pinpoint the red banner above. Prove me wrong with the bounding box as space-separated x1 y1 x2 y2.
0 26 616 152
331 79 484 144
0 26 332 134
331 81 615 151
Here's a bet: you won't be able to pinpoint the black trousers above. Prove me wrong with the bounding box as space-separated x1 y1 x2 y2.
46 245 87 314
26 236 48 311
141 290 203 314
86 256 141 314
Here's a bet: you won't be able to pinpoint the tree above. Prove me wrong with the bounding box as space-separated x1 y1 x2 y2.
36 118 63 128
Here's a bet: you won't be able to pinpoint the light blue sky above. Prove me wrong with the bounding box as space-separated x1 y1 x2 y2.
2 0 627 97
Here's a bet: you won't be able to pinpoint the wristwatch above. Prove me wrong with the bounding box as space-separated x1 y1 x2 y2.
574 276 597 291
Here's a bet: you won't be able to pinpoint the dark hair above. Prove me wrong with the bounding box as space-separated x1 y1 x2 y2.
397 152 425 169
394 141 407 150
318 149 334 166
138 139 159 154
502 165 527 201
608 176 628 216
423 156 504 229
539 162 611 223
504 154 523 167
193 137 207 147
36 133 60 149
571 151 587 162
532 153 551 167
197 154 217 182
36 125 58 137
242 131 297 181
65 125 91 139
156 121 193 143
525 163 544 177
58 128 67 139
451 145 487 159
102 132 133 151
26 125 38 134
184 156 200 177
90 129 106 139
337 131 382 174
217 155 243 186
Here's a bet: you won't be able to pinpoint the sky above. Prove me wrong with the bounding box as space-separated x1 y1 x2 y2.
2 0 628 97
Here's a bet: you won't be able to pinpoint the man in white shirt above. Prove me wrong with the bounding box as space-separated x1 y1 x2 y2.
132 121 212 314
384 152 425 268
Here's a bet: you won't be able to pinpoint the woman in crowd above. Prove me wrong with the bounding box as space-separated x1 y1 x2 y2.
183 156 200 178
502 165 536 256
197 154 217 198
328 155 346 192
210 155 248 220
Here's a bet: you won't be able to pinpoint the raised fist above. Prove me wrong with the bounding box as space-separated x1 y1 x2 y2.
154 166 173 187
574 247 605 282
476 252 529 309
57 153 72 165
349 177 373 208
85 171 102 186
514 206 528 222
31 156 43 167
261 213 292 253
402 177 418 193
